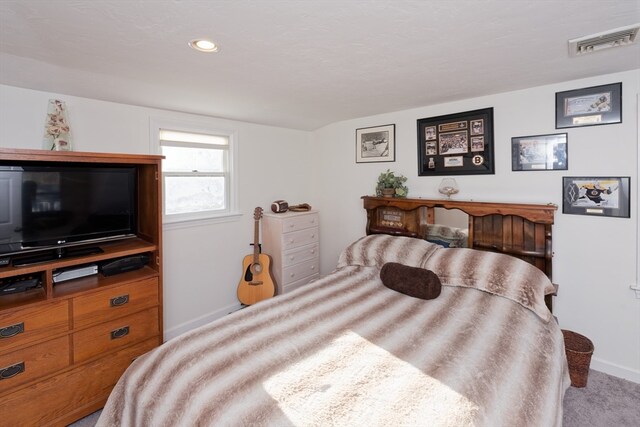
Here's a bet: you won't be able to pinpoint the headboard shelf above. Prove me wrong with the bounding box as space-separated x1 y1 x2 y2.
362 196 556 224
362 195 558 310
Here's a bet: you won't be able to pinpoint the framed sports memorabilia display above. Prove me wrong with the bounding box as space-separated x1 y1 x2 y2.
562 176 630 218
417 108 494 176
511 133 568 171
555 82 622 129
356 124 395 163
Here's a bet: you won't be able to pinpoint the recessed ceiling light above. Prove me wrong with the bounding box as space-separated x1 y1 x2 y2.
189 39 219 53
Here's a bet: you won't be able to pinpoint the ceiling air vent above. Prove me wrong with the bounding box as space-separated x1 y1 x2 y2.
569 23 640 56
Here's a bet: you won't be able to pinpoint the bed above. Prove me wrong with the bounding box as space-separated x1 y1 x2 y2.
97 198 570 427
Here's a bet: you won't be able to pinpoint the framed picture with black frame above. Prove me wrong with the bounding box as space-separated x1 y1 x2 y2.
562 176 630 218
356 124 395 163
417 107 494 176
555 82 622 129
511 133 568 171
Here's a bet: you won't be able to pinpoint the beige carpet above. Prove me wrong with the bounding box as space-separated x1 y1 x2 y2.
70 369 639 426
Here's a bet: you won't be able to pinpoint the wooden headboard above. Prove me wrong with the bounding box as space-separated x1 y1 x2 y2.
362 196 558 310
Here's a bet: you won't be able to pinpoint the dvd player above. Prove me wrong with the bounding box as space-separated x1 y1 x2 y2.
0 274 41 295
53 264 98 283
100 254 149 276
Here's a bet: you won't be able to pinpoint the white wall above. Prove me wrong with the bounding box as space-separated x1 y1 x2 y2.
309 69 640 382
0 84 311 339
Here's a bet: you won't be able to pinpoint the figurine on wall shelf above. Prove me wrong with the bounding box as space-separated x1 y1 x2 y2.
43 99 72 151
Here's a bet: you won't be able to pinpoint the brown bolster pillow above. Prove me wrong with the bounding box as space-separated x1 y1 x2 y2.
380 262 442 300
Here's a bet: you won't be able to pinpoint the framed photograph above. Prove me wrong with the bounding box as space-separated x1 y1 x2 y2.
511 133 568 171
556 82 622 129
563 176 630 218
356 124 395 163
417 107 494 176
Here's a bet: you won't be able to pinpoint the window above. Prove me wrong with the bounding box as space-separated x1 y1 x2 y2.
153 122 238 224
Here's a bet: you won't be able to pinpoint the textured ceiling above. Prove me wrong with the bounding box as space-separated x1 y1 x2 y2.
0 0 638 130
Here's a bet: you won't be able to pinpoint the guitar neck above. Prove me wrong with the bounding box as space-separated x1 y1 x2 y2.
253 217 260 263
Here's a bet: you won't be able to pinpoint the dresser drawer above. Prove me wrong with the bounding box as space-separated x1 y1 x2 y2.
0 336 70 394
72 277 159 329
73 307 159 363
282 227 319 250
0 300 69 353
281 212 319 233
0 337 158 427
282 258 319 285
283 244 319 268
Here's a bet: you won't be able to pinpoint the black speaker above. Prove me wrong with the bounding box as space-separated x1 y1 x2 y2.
271 200 289 213
100 254 149 277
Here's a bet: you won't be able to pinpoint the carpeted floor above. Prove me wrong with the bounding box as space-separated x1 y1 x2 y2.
70 369 640 426
563 369 640 427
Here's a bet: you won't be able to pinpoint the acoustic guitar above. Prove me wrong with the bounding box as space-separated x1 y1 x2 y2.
237 207 276 305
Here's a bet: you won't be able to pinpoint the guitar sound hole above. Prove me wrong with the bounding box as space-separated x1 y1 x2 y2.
252 263 263 274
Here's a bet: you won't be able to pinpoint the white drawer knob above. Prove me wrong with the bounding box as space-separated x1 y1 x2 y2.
311 265 315 270
289 224 295 228
311 249 316 254
290 273 295 278
311 234 315 238
289 239 294 243
289 256 295 261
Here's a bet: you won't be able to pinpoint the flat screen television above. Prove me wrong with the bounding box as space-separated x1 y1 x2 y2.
0 162 137 264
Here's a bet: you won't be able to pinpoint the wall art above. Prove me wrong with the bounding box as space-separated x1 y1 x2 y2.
563 176 630 218
417 108 494 176
556 82 622 129
356 124 395 163
511 133 568 171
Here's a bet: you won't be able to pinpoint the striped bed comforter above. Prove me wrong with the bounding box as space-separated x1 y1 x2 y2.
98 235 570 427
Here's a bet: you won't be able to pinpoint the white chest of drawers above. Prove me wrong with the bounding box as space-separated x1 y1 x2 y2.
262 210 319 294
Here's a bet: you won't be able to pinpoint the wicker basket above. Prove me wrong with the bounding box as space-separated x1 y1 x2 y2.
562 329 594 388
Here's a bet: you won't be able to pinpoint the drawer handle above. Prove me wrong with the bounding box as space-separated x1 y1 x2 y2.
311 249 316 254
110 294 130 307
290 273 295 278
311 234 315 238
289 256 295 261
111 326 130 340
0 362 25 380
0 322 25 339
311 265 316 270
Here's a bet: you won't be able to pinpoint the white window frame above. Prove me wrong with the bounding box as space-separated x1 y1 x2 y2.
150 117 240 228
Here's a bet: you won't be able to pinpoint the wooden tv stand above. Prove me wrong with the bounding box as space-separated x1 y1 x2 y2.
0 148 163 426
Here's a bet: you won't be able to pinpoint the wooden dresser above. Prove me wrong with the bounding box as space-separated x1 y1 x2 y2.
262 210 319 294
0 149 163 426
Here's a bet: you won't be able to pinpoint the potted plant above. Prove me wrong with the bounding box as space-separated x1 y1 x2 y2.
376 169 408 198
